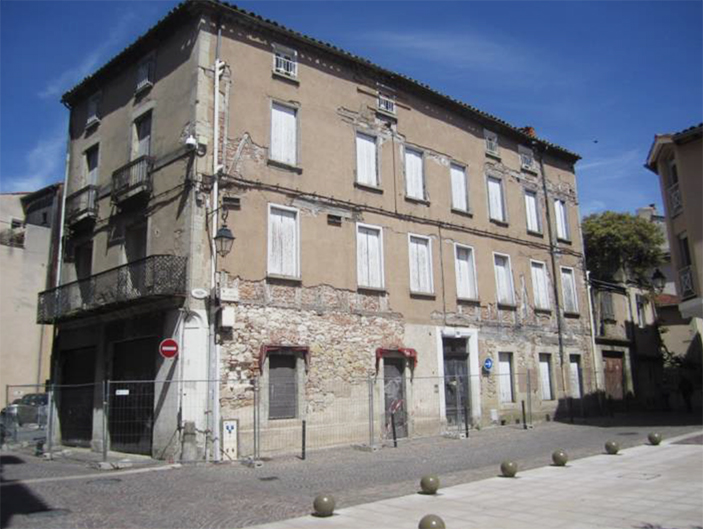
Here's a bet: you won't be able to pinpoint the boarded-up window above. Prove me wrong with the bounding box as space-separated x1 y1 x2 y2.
561 267 578 313
555 199 570 240
487 176 505 222
525 190 541 233
409 235 433 293
499 352 514 403
450 164 468 211
600 291 615 320
268 205 299 278
269 354 297 419
539 353 553 401
494 254 514 305
405 148 424 200
569 354 582 398
270 103 297 165
357 224 384 289
86 145 99 186
455 244 477 300
356 133 378 187
530 261 550 310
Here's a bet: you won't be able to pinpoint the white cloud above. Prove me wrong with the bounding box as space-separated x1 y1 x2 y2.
1 128 66 193
577 148 644 180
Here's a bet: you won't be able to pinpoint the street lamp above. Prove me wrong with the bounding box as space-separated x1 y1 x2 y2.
214 224 235 257
651 268 666 293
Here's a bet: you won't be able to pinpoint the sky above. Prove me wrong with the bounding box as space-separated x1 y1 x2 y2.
1 1 701 218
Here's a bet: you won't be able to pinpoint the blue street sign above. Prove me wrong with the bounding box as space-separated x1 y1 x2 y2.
483 357 494 371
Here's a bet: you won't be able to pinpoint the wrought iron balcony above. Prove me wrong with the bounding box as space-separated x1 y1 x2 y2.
668 182 683 216
112 155 153 204
65 185 98 227
37 255 187 324
679 265 696 299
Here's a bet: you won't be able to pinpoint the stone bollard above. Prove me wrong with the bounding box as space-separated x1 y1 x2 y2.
648 432 662 446
313 494 335 517
418 514 445 529
605 440 619 455
500 460 518 477
420 475 440 495
552 449 568 466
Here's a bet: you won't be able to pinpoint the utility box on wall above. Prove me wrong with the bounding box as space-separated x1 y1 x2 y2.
220 306 235 328
222 419 238 460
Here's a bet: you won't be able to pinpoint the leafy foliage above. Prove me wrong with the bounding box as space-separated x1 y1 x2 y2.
583 211 664 283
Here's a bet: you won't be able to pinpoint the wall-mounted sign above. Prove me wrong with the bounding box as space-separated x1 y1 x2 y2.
483 357 494 372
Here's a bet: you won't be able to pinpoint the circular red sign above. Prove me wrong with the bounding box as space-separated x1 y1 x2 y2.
159 338 179 359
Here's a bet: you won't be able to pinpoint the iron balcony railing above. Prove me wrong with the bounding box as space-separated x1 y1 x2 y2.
37 255 187 324
112 155 153 204
668 182 683 216
65 185 98 226
679 265 696 299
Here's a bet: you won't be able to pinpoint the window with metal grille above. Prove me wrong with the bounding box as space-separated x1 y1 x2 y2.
136 59 154 93
484 129 499 157
519 145 535 171
378 93 396 114
273 44 297 78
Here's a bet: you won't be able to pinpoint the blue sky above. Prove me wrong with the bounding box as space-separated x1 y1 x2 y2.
1 1 701 218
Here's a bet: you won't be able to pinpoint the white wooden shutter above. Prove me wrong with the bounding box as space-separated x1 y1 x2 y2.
455 245 477 299
409 236 432 293
86 147 99 185
494 255 513 304
569 355 582 398
531 262 550 310
525 191 540 232
405 149 424 199
450 164 468 211
561 268 578 313
499 353 513 403
555 200 569 240
487 177 504 222
271 103 297 165
268 207 298 277
136 114 151 157
539 354 553 400
357 225 383 288
356 133 377 186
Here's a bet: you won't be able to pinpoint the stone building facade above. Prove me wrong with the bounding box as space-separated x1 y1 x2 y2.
40 0 596 460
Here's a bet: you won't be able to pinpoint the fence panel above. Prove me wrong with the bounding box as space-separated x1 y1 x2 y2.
2 384 49 446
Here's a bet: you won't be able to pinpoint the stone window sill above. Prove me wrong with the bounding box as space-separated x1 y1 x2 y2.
451 208 473 218
266 274 302 285
267 159 303 174
354 182 383 194
405 196 430 206
410 291 436 300
272 71 300 85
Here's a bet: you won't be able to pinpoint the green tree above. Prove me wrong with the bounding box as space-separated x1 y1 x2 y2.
582 211 664 283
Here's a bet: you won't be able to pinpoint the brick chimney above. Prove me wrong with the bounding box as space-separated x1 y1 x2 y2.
520 126 536 138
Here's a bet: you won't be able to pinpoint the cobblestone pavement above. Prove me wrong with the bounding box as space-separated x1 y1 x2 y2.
1 414 701 529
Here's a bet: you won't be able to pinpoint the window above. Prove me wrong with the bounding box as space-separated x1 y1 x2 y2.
270 102 298 166
519 145 535 172
524 190 541 233
560 267 578 314
125 221 147 263
355 132 378 187
679 234 692 267
10 218 22 230
136 58 154 93
85 145 99 186
668 158 679 186
86 94 100 127
569 354 583 398
487 176 506 223
554 199 570 240
493 253 515 306
454 244 478 300
600 291 615 321
450 163 469 212
267 205 300 279
268 354 297 419
357 223 384 289
530 260 550 310
636 294 648 328
272 44 297 78
133 112 152 159
539 354 554 401
484 129 499 157
408 234 433 294
498 352 514 403
378 92 396 115
404 148 425 200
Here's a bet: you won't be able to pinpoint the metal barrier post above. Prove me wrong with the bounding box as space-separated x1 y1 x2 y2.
46 385 54 458
391 411 398 448
526 370 533 427
454 379 461 435
367 375 375 450
521 401 527 430
253 378 260 461
301 420 306 460
102 380 109 463
463 403 470 438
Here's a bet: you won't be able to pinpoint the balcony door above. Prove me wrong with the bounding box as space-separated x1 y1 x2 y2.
124 221 147 297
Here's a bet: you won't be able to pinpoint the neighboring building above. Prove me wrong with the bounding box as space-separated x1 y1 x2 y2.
646 127 703 408
0 184 62 408
39 0 596 460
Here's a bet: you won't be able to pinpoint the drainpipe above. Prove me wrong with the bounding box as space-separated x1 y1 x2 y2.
585 271 601 393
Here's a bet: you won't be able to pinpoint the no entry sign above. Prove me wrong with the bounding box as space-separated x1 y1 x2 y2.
159 338 179 359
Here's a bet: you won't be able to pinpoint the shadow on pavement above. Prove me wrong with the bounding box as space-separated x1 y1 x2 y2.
1 455 53 528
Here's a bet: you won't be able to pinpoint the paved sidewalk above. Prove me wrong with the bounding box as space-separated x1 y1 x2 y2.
252 431 703 529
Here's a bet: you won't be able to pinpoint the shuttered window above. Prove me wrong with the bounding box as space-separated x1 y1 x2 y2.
268 205 299 278
455 244 477 300
484 129 499 156
525 190 541 233
356 133 378 187
499 352 514 403
561 267 578 313
269 354 297 419
600 291 615 320
530 261 550 310
450 164 468 211
86 145 99 186
134 112 151 158
539 353 554 401
409 235 433 294
487 176 505 222
357 224 384 289
494 254 515 305
405 148 424 200
555 199 570 240
569 354 582 398
270 102 297 166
